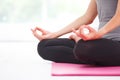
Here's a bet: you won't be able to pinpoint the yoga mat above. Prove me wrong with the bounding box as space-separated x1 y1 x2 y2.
51 63 120 76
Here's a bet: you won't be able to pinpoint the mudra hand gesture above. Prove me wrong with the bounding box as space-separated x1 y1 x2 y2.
31 27 56 41
71 25 100 41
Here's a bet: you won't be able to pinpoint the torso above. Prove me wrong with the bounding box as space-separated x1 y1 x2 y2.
96 0 120 41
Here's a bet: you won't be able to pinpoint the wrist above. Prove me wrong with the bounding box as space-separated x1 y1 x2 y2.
96 29 107 39
52 32 60 38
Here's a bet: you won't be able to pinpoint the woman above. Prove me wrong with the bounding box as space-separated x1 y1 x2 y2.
31 0 120 66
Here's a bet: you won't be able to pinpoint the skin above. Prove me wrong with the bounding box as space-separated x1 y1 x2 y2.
31 0 120 42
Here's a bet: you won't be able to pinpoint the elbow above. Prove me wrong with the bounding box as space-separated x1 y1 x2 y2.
85 18 94 24
87 19 94 24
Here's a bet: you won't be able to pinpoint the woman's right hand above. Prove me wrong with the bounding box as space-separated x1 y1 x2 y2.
31 27 57 41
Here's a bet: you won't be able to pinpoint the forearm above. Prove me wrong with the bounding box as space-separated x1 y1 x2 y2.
52 0 97 37
96 14 120 38
95 0 120 38
54 15 94 38
52 0 97 38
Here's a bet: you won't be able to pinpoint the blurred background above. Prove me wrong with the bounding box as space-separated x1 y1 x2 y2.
0 0 91 41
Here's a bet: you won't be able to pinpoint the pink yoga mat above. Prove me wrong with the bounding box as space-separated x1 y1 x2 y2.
51 63 120 76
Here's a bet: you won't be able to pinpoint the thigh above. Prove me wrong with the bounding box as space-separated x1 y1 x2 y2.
37 38 75 56
74 38 120 66
37 38 81 63
39 38 75 48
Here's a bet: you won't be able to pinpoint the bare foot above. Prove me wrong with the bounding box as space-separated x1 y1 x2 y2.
69 34 81 43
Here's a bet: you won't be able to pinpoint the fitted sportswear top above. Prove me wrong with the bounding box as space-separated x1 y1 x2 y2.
96 0 120 41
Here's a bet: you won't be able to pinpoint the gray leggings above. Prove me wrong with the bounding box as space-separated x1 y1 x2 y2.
37 38 120 66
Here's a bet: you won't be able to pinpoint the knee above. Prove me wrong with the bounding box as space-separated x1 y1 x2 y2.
37 40 50 60
73 40 97 62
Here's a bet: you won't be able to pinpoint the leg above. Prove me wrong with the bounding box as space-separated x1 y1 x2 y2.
37 38 81 63
74 39 120 66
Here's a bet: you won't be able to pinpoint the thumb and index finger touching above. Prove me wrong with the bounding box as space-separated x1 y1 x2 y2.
31 26 47 35
36 27 47 35
72 25 96 38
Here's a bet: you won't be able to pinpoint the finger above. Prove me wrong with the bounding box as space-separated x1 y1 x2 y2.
84 25 96 33
32 32 43 41
36 27 47 34
72 28 80 36
31 29 34 32
72 28 76 34
80 33 89 40
31 28 36 33
79 26 85 35
77 27 89 40
77 25 87 35
69 34 74 40
73 27 89 40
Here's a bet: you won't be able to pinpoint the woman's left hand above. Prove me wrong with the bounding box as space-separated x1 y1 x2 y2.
72 25 101 41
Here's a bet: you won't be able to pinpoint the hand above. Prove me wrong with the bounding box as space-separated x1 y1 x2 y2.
72 25 100 41
31 27 57 41
69 34 81 43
